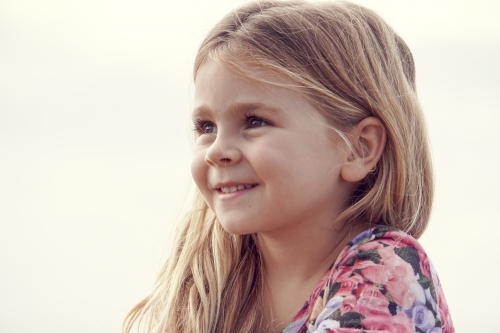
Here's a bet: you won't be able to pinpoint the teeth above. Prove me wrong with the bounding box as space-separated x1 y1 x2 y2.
220 184 255 193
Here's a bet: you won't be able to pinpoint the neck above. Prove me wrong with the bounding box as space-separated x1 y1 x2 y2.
255 222 369 333
258 222 367 282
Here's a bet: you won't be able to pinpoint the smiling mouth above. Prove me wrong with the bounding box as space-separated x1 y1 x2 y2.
220 184 257 194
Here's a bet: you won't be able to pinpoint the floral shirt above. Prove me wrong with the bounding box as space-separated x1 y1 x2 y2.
283 226 454 333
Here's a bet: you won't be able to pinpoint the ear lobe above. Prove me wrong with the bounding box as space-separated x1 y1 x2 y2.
340 117 386 183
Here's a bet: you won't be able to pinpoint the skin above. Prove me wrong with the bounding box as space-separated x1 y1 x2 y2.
191 59 386 332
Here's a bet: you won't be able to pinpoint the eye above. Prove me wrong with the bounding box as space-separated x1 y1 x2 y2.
194 120 217 135
246 114 269 128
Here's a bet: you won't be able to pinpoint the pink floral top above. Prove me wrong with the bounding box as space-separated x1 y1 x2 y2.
283 226 454 333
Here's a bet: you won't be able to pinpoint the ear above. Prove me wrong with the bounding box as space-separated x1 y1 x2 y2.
340 117 387 183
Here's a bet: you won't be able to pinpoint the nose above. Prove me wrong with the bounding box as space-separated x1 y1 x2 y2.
204 132 242 167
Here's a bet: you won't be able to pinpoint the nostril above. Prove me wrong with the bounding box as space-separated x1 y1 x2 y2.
205 142 240 167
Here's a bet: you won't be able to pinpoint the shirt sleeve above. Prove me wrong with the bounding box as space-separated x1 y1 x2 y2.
304 228 454 333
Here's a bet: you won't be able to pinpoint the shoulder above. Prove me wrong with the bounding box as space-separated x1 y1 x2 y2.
305 226 454 333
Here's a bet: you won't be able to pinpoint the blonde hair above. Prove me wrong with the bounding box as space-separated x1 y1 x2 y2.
123 1 433 332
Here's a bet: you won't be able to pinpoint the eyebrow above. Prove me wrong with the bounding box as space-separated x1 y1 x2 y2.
192 102 285 120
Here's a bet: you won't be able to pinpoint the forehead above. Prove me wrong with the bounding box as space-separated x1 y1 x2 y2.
193 59 317 118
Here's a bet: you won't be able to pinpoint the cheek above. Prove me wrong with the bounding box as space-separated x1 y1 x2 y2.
191 153 216 210
191 150 208 189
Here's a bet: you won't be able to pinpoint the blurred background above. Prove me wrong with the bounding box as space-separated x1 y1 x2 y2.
1 0 499 332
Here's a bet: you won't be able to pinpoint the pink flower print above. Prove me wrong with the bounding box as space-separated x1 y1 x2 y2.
358 240 387 252
385 267 417 309
356 303 415 333
340 295 357 314
361 248 417 309
356 296 391 329
418 250 431 278
352 285 394 331
377 245 405 267
383 230 418 248
436 285 454 333
358 311 392 330
337 274 364 297
357 283 389 307
355 303 413 333
335 255 377 281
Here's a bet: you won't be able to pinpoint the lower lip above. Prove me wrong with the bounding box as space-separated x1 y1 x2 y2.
218 186 256 200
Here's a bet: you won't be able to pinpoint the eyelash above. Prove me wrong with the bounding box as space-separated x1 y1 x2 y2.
244 113 270 128
193 113 270 135
194 120 216 135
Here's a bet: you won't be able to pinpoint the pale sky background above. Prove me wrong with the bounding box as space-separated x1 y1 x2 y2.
1 0 499 332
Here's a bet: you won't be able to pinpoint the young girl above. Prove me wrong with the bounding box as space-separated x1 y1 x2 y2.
124 1 454 332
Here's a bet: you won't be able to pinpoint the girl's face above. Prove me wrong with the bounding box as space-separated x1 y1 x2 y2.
191 59 356 236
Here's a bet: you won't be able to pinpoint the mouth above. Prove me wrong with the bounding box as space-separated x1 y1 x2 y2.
219 184 257 194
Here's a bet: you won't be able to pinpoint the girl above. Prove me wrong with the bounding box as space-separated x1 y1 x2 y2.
124 1 454 332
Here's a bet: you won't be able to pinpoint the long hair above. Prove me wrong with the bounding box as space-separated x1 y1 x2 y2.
123 1 433 332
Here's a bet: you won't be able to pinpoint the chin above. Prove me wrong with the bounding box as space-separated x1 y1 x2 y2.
218 219 257 236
